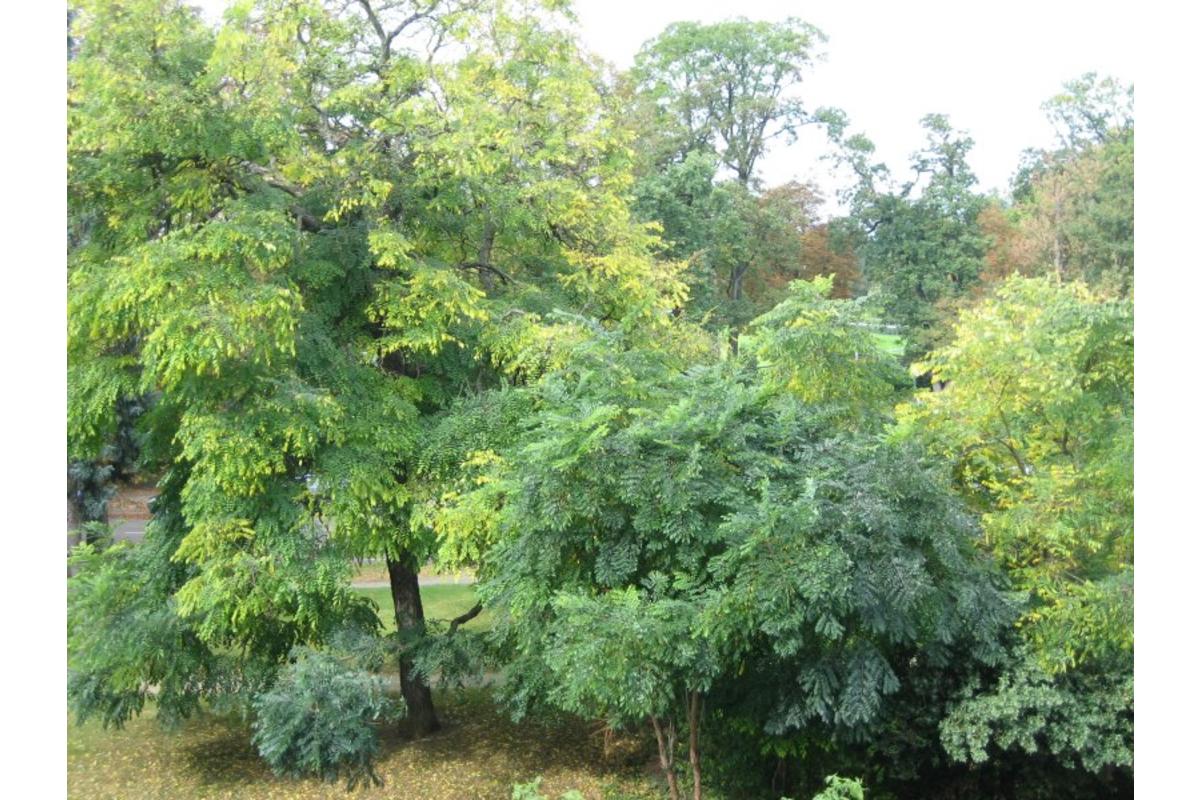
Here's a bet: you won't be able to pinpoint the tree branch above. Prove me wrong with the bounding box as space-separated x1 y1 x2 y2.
235 163 325 232
458 260 513 285
448 602 482 633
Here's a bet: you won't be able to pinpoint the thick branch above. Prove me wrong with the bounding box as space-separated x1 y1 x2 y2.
688 691 703 800
447 602 483 633
242 162 303 198
234 163 324 232
458 260 513 285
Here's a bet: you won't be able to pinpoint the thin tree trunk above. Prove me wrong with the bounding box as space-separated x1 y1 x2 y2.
477 220 497 293
386 556 441 736
1053 224 1064 282
651 715 681 800
728 265 747 302
687 691 702 800
67 465 81 576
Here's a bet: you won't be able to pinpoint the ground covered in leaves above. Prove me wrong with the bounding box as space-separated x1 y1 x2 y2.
68 690 662 799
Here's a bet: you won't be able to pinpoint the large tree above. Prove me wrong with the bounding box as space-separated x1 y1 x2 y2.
1002 74 1134 293
67 0 683 744
436 280 1007 799
827 112 990 360
626 18 832 331
630 17 826 186
899 276 1133 781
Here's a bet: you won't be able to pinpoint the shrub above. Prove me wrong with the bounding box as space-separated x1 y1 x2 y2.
809 775 865 800
251 647 399 788
511 776 585 800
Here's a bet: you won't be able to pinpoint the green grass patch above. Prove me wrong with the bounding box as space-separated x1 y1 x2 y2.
350 562 476 584
356 584 494 634
871 332 906 357
67 690 660 800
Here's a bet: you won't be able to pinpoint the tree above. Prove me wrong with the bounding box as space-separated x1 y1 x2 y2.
1003 75 1134 293
897 276 1133 778
627 18 830 331
1042 73 1133 152
631 17 826 186
439 281 1007 799
67 0 684 746
831 113 990 360
631 152 831 333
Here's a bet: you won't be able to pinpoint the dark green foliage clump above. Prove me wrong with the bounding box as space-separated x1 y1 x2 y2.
940 654 1133 775
251 647 401 789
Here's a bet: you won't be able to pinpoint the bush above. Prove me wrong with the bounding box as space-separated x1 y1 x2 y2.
809 775 865 800
511 776 584 800
251 646 400 788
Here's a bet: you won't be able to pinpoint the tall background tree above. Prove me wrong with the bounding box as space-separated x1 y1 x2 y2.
625 17 839 334
825 112 990 362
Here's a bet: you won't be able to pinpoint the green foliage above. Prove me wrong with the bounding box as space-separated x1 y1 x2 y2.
900 276 1132 673
544 588 714 727
511 776 585 800
446 310 1009 793
898 275 1132 781
632 17 826 184
65 4 1132 795
251 646 401 788
67 0 687 737
68 546 218 728
940 657 1132 775
1005 75 1134 293
831 114 989 359
743 277 909 415
1042 73 1133 152
809 774 865 800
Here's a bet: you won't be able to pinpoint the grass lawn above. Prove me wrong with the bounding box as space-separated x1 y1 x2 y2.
67 690 661 800
356 584 494 634
871 332 906 358
350 561 475 584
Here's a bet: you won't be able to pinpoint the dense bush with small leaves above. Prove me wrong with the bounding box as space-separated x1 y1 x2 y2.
251 647 400 788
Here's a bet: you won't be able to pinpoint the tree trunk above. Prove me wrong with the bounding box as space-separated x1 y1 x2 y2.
477 220 497 293
687 691 703 800
67 465 81 576
651 715 681 800
386 556 440 736
728 264 747 302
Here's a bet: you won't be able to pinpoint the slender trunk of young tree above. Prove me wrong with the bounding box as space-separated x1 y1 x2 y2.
651 715 681 800
386 556 440 736
728 264 747 302
687 691 703 800
476 219 497 293
67 466 81 576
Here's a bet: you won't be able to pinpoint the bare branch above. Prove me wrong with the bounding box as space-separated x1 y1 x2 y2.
447 602 483 633
458 260 513 284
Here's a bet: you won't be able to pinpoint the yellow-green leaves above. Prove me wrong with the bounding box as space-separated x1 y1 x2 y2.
898 275 1132 673
368 267 488 357
744 277 904 416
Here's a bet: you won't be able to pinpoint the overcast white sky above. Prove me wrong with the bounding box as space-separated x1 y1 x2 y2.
193 0 1136 208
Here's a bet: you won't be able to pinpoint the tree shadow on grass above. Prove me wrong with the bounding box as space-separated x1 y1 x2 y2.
176 715 273 790
165 688 660 800
372 688 662 798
